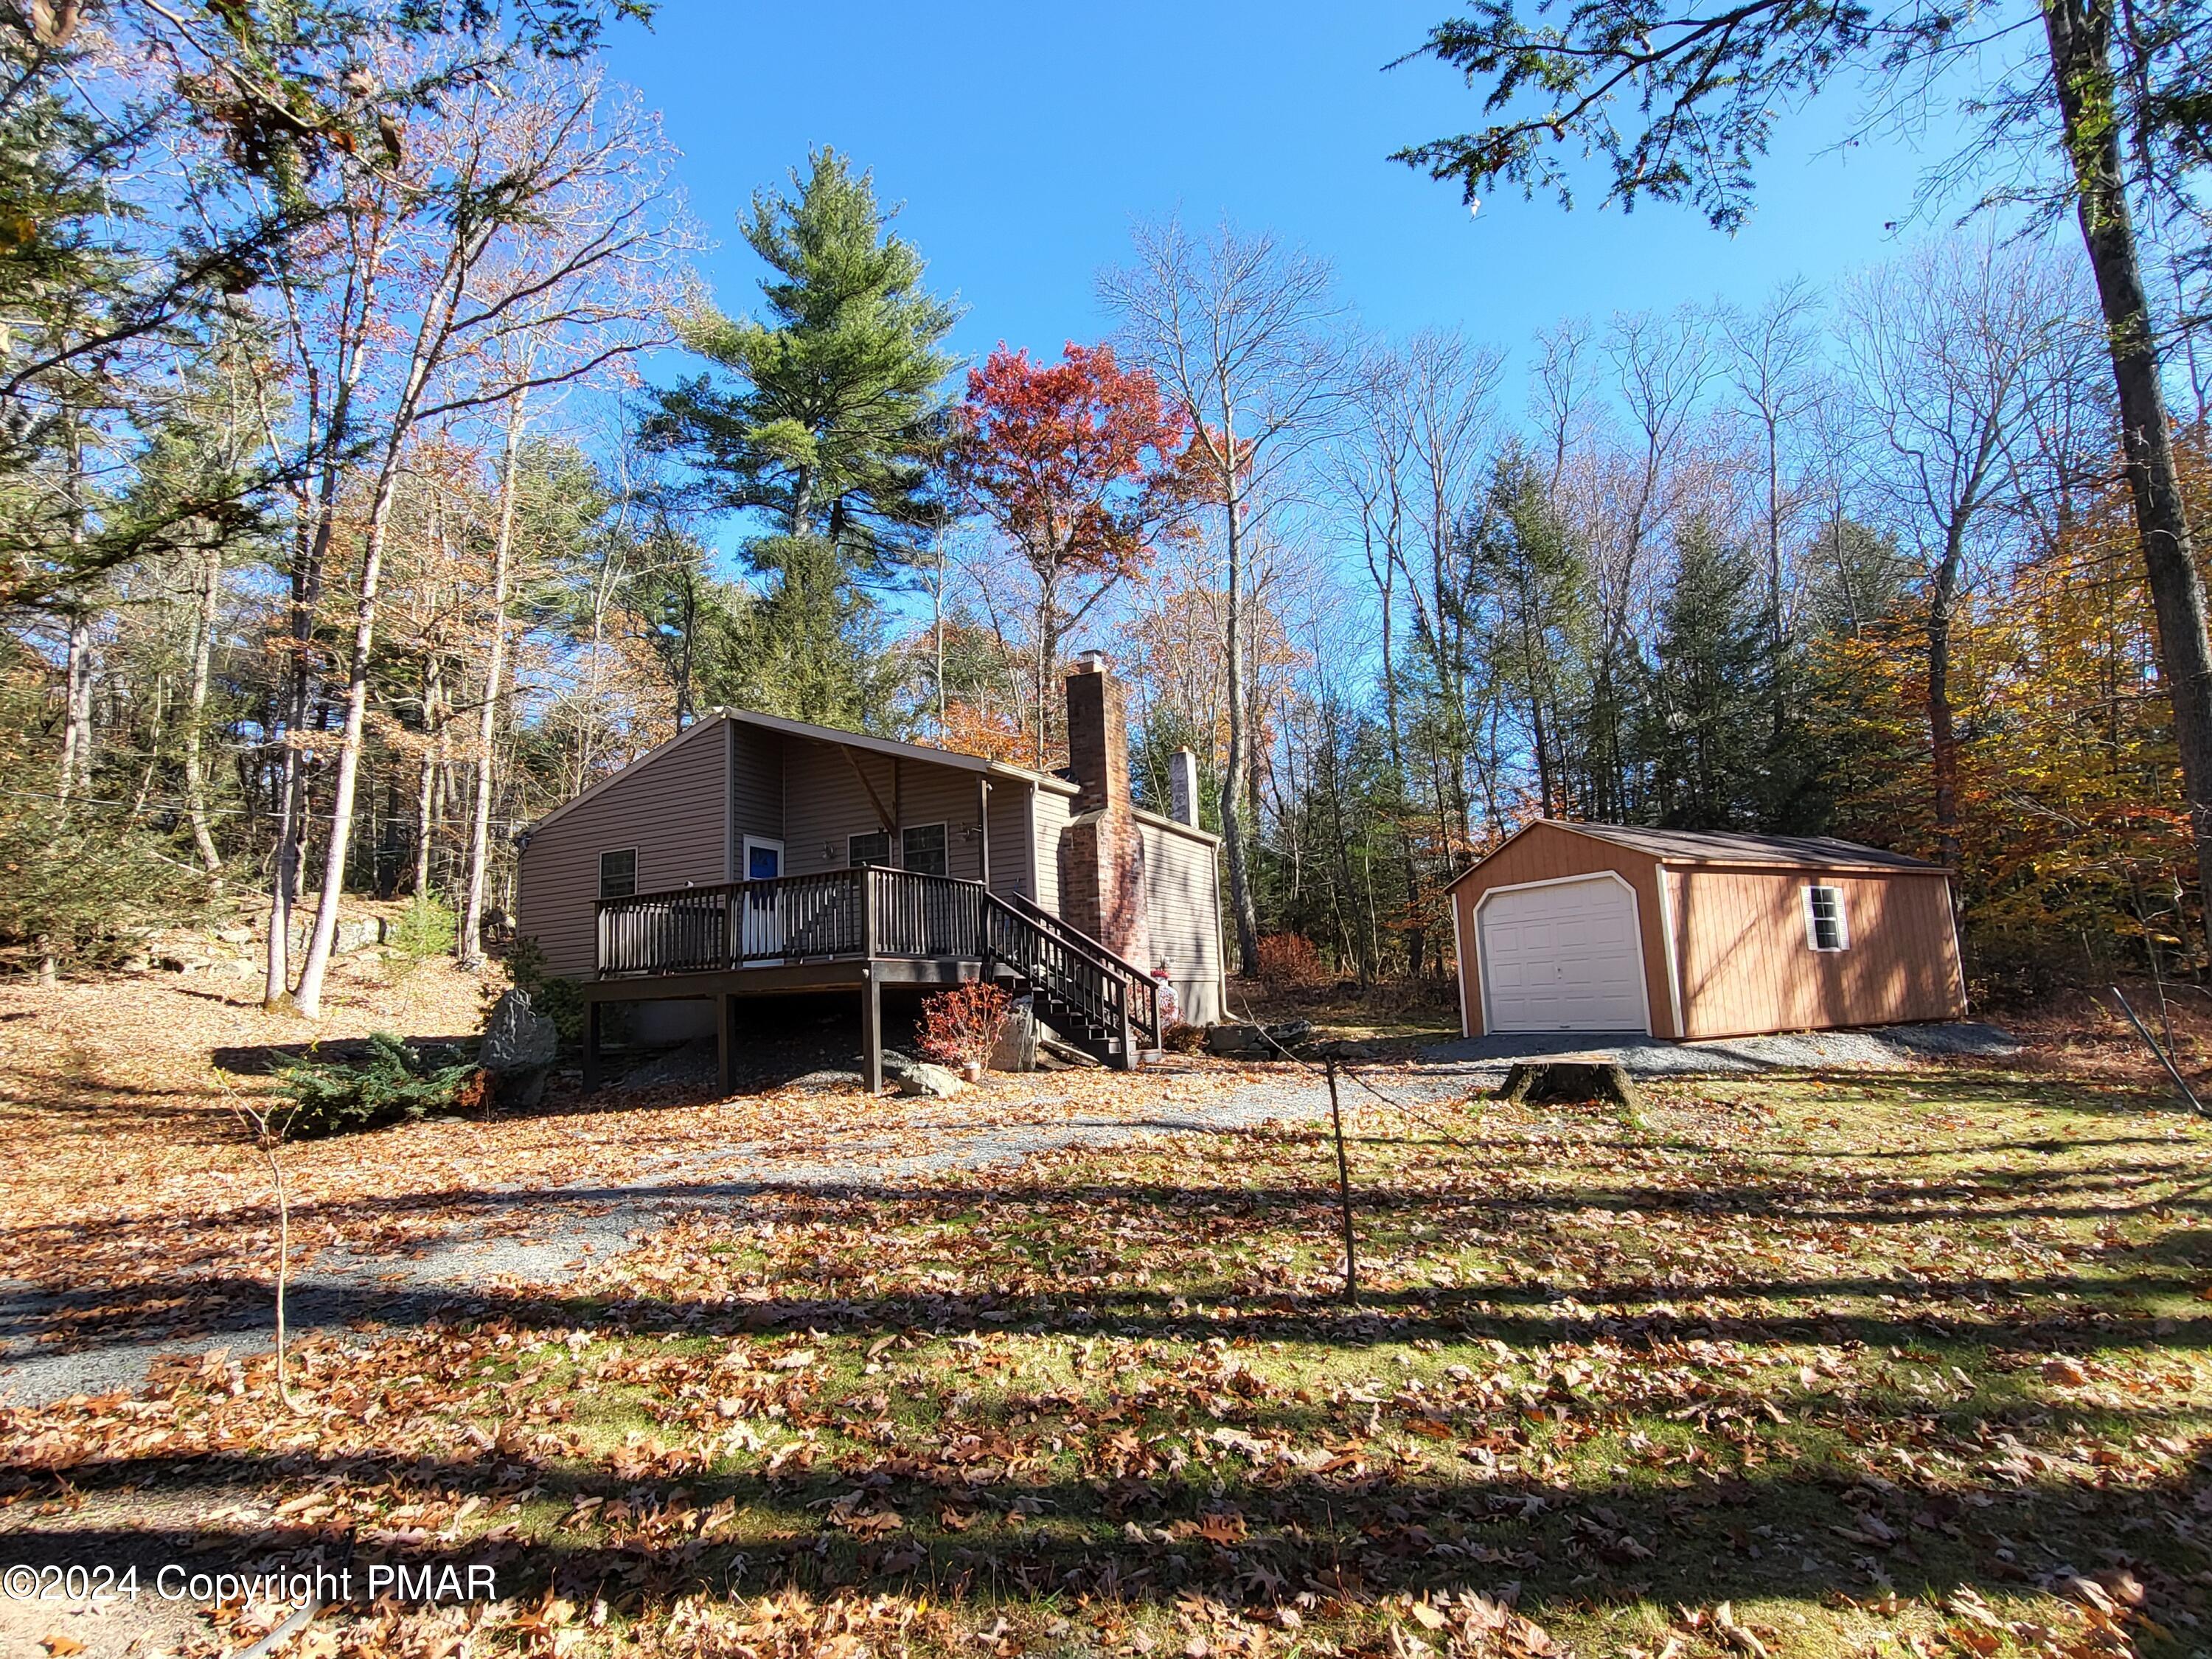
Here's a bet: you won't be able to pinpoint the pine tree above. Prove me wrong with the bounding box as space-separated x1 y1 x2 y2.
1469 450 1587 818
1644 518 1769 830
644 150 956 726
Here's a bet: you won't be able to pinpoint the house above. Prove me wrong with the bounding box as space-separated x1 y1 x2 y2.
514 657 1225 1092
1445 821 1966 1040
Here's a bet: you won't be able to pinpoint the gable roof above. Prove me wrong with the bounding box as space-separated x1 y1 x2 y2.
520 708 1076 842
718 708 1079 796
1444 818 1946 887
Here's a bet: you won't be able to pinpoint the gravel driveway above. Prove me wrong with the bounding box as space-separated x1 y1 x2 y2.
1415 1020 2020 1074
1 1022 2011 1408
0 1066 1464 1408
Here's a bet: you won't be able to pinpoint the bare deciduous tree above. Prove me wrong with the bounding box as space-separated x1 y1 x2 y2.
1840 234 2087 873
1099 218 1352 977
280 62 687 1015
1720 279 1824 731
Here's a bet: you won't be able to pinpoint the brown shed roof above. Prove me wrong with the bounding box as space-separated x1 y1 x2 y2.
1444 819 1945 888
1556 822 1943 870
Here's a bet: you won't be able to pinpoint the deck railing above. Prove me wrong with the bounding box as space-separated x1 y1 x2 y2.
594 865 1161 1052
596 869 867 976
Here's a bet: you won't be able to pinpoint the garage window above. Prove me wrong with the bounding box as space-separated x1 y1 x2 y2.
1805 884 1848 951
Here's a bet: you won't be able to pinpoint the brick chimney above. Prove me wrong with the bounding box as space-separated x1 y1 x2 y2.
1060 655 1152 965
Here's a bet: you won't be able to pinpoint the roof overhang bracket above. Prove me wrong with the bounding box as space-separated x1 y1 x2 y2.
829 741 898 835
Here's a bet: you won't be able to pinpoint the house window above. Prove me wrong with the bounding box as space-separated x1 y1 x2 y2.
902 822 948 877
1805 883 1848 951
599 848 636 899
848 831 891 869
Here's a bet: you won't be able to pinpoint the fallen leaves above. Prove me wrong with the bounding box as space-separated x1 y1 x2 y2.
3 973 2209 1659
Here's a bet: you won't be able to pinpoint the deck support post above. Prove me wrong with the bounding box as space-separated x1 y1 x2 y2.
717 992 738 1097
977 776 991 888
860 967 883 1093
582 1000 602 1092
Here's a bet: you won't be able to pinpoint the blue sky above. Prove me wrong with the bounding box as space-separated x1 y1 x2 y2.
605 1 1976 389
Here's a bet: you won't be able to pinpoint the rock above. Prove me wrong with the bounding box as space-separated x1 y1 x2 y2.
480 988 559 1108
888 1060 967 1098
1205 1020 1312 1060
215 925 254 945
990 999 1039 1072
1036 1032 1104 1068
1309 1039 1376 1061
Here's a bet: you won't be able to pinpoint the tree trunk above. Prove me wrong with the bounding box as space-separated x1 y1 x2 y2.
1218 429 1262 978
58 608 94 801
2045 0 2212 957
462 399 526 967
1767 425 1787 740
292 476 404 1018
1035 561 1058 769
182 545 225 885
1927 542 1964 874
413 726 438 900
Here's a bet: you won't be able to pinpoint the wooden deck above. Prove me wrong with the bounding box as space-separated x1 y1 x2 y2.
582 866 1160 1093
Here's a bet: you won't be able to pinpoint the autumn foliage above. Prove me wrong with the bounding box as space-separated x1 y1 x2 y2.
1809 437 2212 981
917 981 1012 1070
1256 931 1327 986
949 343 1199 763
950 343 1197 582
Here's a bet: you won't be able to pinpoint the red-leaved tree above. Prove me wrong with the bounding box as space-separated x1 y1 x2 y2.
950 344 1197 765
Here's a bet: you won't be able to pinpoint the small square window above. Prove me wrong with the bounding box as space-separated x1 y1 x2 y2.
599 849 636 899
848 831 891 869
902 822 947 877
1806 883 1848 951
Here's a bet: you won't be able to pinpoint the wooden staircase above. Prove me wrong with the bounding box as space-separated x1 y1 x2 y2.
982 891 1161 1068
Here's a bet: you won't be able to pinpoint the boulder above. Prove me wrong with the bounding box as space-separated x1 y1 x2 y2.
887 1060 967 1098
990 998 1039 1072
1205 1020 1313 1060
1308 1038 1376 1062
480 987 559 1108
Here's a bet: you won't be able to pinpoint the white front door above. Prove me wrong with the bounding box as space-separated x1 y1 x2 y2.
1478 875 1649 1033
741 836 784 961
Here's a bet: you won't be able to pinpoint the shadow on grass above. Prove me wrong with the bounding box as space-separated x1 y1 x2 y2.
0 1423 2200 1635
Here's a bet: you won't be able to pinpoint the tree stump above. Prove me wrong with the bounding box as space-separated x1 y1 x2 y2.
1495 1057 1642 1112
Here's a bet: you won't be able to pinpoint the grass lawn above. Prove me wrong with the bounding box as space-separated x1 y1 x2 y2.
4 1045 2206 1658
0 960 2203 1659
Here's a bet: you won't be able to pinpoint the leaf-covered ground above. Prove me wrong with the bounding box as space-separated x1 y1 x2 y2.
1 971 2208 1657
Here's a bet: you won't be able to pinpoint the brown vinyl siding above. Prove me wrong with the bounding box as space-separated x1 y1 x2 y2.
730 721 784 860
987 782 1034 900
1446 821 1967 1040
1032 787 1072 914
1138 815 1225 1024
1450 824 1675 1037
516 721 729 978
1672 867 1965 1037
781 740 985 881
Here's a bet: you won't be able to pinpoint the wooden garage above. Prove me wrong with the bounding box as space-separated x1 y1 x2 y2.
1445 821 1967 1040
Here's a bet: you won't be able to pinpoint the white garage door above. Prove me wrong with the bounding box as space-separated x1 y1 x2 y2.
1478 876 1648 1032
